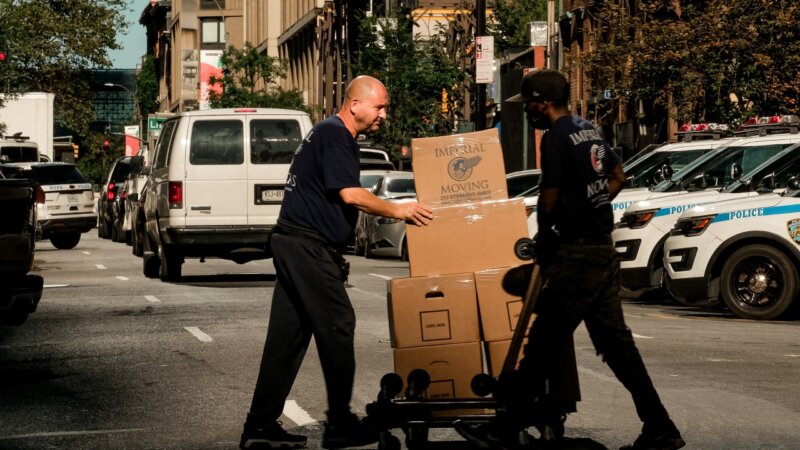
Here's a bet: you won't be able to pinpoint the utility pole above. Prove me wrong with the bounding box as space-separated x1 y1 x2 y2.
474 0 486 131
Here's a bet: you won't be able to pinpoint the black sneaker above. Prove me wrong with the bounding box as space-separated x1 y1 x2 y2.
240 420 307 449
321 413 378 449
620 426 685 450
454 420 531 450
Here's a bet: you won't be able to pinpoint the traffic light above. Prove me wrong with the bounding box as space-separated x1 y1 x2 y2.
103 139 110 150
72 143 79 159
0 36 8 62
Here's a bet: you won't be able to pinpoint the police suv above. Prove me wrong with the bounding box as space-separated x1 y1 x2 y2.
663 185 800 320
523 127 737 237
614 116 800 291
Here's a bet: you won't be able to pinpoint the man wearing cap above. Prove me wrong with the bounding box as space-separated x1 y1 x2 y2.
457 69 684 450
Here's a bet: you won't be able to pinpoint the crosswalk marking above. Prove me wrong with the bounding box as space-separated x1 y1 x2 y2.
96 264 106 270
184 326 213 342
144 295 161 303
115 276 129 281
283 400 317 426
369 273 392 280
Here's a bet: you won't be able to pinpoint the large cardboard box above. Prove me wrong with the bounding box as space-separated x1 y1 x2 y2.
485 338 582 403
406 198 529 277
475 267 535 342
393 341 484 399
412 128 508 207
388 273 480 348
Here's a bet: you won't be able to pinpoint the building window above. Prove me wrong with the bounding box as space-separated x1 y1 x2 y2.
200 0 225 10
201 19 225 45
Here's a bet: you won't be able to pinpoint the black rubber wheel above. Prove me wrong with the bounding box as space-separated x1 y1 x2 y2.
379 373 403 400
124 230 132 246
378 431 400 450
471 373 496 397
142 236 160 278
720 244 799 320
158 243 183 282
98 218 110 239
50 232 81 250
406 369 430 398
514 237 535 260
400 238 408 262
404 426 429 450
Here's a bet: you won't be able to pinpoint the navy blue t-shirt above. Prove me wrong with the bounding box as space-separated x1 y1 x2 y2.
538 115 620 239
279 115 361 246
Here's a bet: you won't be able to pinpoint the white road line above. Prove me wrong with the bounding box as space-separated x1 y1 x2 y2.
82 251 91 255
115 276 129 281
369 273 392 280
0 429 144 440
786 354 800 358
44 284 70 288
184 326 213 342
96 264 106 270
632 333 652 339
348 287 385 300
145 295 161 303
283 400 317 426
577 366 617 384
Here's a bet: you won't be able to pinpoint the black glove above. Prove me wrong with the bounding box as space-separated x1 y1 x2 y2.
502 263 534 297
533 229 559 266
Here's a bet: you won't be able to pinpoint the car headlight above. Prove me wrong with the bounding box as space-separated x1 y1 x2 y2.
617 208 658 229
671 214 717 236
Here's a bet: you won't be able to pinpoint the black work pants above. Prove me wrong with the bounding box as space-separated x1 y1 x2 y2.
516 243 672 428
248 232 356 423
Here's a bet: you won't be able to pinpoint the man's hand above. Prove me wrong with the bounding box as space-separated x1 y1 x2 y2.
394 201 433 227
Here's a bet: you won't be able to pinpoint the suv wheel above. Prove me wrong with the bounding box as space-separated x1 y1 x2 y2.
720 244 799 320
50 232 81 250
158 243 183 282
98 218 110 238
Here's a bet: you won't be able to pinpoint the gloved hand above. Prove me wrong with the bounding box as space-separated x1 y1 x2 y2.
502 263 534 297
533 229 559 266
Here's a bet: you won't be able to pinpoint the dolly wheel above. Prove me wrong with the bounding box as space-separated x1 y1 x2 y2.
378 431 401 450
471 373 496 397
514 237 535 260
406 369 430 399
379 373 403 401
405 426 429 450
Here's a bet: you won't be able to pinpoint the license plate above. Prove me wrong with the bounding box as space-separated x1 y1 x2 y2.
255 185 284 204
64 194 79 203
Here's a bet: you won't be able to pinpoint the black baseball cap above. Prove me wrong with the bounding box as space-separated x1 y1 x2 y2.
506 69 569 103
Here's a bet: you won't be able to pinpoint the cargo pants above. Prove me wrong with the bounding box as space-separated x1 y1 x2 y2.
516 242 672 428
248 230 355 423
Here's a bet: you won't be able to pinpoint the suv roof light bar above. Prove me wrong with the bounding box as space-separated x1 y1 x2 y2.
676 123 732 141
735 115 799 136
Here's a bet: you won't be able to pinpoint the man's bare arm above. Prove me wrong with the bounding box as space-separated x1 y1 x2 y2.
340 187 433 226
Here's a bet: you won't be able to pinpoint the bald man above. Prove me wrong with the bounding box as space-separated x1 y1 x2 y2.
240 76 433 450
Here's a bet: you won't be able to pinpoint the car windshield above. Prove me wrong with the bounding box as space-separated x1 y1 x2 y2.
506 173 541 197
111 161 131 182
386 178 416 195
723 144 800 193
27 165 88 184
651 143 793 192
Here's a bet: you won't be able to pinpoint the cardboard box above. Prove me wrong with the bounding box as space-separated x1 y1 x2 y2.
393 341 484 399
406 198 529 277
475 267 535 342
412 128 508 206
388 273 480 348
486 338 582 403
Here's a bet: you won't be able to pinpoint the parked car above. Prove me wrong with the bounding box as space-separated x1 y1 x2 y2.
357 171 416 259
139 108 313 281
506 169 541 198
0 167 44 325
115 146 153 247
10 162 95 249
98 156 131 240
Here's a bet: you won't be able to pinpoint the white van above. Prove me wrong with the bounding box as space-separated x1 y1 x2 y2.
139 108 314 281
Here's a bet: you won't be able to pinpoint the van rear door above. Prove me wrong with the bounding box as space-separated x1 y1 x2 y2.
246 116 306 226
184 118 247 227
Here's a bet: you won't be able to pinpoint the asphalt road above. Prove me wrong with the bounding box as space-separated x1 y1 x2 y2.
1 233 799 449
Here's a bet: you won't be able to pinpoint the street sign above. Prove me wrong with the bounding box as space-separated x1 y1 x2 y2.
475 35 494 84
147 116 167 132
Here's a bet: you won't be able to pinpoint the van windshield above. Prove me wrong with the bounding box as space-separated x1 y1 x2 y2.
250 119 302 164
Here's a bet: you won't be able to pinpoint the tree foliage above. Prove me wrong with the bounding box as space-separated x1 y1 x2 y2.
575 0 800 125
351 14 469 159
491 0 547 49
207 43 313 115
0 0 128 135
136 54 159 117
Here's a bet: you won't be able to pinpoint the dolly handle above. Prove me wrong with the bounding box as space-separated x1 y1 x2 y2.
501 263 543 374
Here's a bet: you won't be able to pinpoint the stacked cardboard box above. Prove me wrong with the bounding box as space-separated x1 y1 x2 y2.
387 128 532 400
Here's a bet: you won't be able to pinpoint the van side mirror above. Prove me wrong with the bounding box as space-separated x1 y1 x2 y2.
130 156 144 174
787 176 800 191
140 166 151 176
